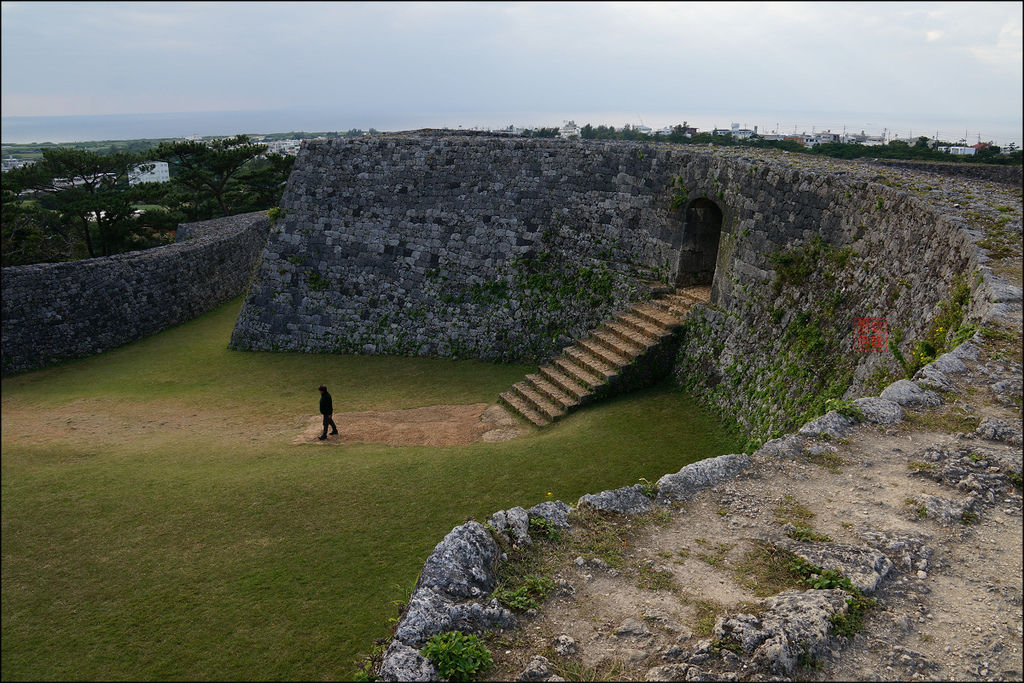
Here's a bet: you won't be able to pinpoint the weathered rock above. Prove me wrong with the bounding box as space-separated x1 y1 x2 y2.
393 589 516 647
713 589 851 676
859 530 934 573
504 507 532 546
853 397 904 424
880 379 942 408
976 417 1023 447
527 500 573 528
552 634 577 656
916 493 975 526
656 454 751 504
931 351 969 374
578 484 653 515
416 521 502 599
615 617 654 641
776 540 893 594
377 640 438 682
798 410 856 438
949 339 981 362
645 663 691 681
517 655 565 681
754 434 805 459
913 364 952 391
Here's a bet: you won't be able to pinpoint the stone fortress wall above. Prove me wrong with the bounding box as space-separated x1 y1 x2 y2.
232 134 984 443
1 211 269 376
862 158 1022 187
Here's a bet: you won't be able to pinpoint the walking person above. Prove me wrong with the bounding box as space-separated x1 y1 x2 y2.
318 384 339 440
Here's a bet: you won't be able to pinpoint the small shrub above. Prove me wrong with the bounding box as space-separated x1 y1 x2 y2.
831 592 876 637
420 631 493 682
493 574 556 611
824 398 864 421
528 516 560 541
638 477 658 499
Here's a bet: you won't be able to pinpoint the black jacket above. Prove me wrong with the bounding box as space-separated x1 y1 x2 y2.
319 391 333 415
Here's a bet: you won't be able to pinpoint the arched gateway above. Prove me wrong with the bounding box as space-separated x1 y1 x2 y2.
676 198 723 287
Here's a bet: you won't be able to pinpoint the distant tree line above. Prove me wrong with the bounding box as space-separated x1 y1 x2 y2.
2 135 294 266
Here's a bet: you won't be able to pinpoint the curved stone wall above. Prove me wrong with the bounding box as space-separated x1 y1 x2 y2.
862 158 1022 186
231 136 982 443
1 211 269 376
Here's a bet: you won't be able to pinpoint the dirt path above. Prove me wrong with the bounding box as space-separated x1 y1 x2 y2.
292 403 522 447
483 326 1023 681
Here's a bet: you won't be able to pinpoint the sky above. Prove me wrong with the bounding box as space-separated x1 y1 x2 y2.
2 1 1022 144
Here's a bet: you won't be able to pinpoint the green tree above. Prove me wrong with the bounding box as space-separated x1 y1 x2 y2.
17 148 143 258
151 135 267 220
1 166 77 266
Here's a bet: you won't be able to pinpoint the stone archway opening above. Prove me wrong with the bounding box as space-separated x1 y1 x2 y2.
676 198 723 286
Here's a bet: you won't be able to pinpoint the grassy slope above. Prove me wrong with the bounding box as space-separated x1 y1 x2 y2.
1 298 741 681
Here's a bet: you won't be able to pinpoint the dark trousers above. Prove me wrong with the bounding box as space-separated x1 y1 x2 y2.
321 414 338 437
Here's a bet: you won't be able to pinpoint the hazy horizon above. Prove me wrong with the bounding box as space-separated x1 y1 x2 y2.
3 2 1020 147
3 106 1020 148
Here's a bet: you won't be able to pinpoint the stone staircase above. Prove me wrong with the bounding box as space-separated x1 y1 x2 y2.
499 285 710 427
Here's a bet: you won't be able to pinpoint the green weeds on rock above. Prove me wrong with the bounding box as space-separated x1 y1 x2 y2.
891 275 973 378
493 574 558 611
420 631 494 682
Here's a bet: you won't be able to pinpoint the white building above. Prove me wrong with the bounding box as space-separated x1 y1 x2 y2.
939 146 976 156
266 139 301 155
559 120 581 139
129 161 170 185
730 123 758 139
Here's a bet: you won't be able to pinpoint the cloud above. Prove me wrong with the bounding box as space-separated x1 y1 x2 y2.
1 0 1020 133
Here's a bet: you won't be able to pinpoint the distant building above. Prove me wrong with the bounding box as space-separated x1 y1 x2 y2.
559 120 581 139
490 125 525 136
266 139 301 155
807 131 840 146
129 161 170 185
2 156 31 171
730 123 757 139
939 146 976 156
656 123 698 137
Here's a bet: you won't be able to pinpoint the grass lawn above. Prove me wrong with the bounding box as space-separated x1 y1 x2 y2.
1 297 741 681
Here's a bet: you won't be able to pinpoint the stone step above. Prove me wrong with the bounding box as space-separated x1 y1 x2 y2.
525 373 577 410
591 328 643 359
600 319 659 350
499 391 549 427
632 303 682 331
512 381 566 421
564 346 617 380
645 280 674 297
497 286 706 429
553 357 603 389
578 338 629 368
663 292 702 308
679 285 711 302
616 312 671 340
649 297 691 319
539 365 591 401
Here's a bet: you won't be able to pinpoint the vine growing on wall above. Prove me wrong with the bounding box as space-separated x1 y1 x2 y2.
421 213 661 362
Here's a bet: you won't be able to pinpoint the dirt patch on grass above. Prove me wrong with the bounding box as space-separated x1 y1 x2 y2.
293 403 522 447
